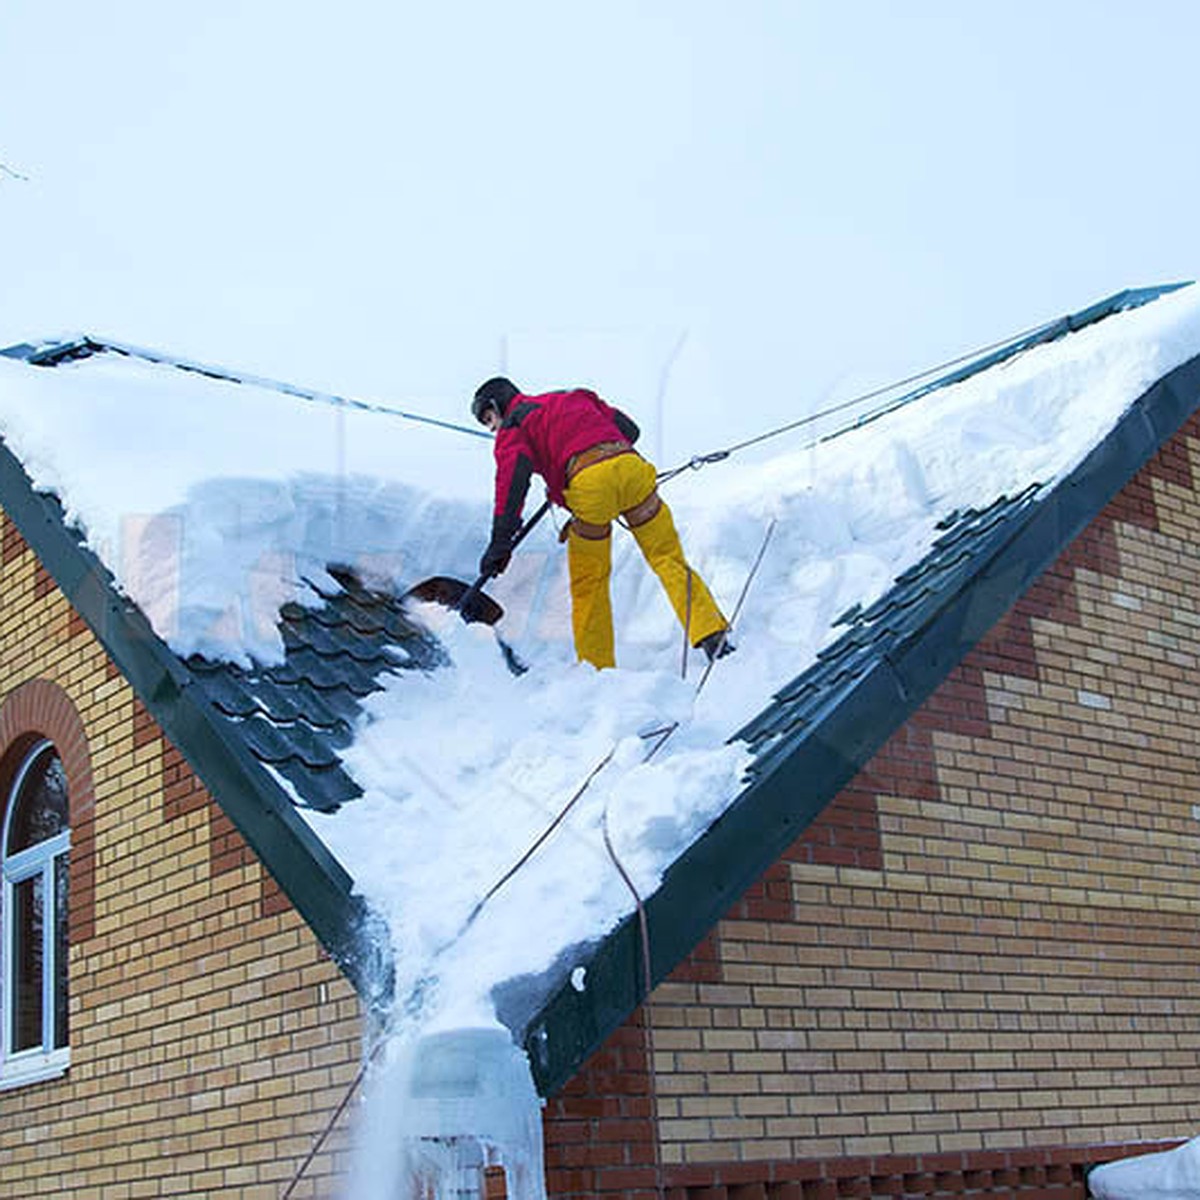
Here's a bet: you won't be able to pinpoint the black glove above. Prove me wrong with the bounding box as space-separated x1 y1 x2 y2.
480 538 512 578
479 514 519 578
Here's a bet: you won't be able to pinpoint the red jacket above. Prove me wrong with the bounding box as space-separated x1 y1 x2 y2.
491 388 640 525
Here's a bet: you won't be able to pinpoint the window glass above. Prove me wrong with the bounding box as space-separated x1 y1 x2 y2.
2 740 70 1078
6 749 67 855
54 853 69 1049
11 873 44 1053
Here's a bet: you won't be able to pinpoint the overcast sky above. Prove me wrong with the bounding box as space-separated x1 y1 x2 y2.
2 1 1198 465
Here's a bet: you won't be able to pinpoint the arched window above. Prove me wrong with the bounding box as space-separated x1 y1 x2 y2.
2 739 70 1084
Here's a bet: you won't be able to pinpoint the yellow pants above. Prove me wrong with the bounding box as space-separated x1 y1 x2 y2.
562 452 727 669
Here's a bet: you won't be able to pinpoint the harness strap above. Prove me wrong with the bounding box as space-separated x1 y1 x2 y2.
568 517 610 540
565 439 634 482
622 489 661 528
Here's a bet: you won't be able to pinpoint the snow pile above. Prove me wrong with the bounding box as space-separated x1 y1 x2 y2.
332 616 750 1025
1 287 1200 1035
1088 1136 1200 1199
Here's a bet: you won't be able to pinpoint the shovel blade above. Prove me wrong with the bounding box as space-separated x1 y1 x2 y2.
404 576 504 626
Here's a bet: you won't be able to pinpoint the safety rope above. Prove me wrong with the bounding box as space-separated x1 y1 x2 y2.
280 1020 394 1198
86 305 1066 489
600 808 666 1200
278 744 624 1196
278 754 621 1197
681 569 694 681
92 337 492 440
593 518 776 1198
642 517 777 761
459 747 618 932
653 313 1063 485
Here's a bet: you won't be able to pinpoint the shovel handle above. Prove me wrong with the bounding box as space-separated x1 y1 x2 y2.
508 499 552 555
459 499 552 614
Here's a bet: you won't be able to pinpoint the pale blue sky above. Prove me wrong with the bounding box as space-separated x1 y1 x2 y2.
2 1 1197 463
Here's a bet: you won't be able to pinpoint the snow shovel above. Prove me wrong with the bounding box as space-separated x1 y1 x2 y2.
405 500 551 672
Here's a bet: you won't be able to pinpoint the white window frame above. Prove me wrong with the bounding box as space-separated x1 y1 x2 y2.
1 739 70 1088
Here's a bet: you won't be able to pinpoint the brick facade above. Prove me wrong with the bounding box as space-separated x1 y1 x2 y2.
544 415 1200 1197
0 513 363 1197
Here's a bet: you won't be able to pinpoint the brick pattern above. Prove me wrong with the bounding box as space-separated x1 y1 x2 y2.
156 720 267 893
659 1139 1139 1198
163 740 208 822
1 516 24 566
545 414 1200 1195
211 803 259 878
0 506 365 1197
545 1014 659 1197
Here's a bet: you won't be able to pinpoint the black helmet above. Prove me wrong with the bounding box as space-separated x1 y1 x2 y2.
472 376 519 424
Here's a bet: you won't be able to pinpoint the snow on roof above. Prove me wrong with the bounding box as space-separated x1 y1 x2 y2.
2 285 1199 1033
0 340 490 665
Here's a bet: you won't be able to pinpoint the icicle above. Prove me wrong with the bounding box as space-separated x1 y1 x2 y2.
350 1026 546 1200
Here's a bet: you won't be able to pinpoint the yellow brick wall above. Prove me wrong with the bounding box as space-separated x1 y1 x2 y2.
647 419 1200 1169
0 509 364 1198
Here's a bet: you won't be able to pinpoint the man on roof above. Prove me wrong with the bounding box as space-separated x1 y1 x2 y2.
472 376 732 670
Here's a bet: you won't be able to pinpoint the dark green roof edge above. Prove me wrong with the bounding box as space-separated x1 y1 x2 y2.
0 437 392 1009
523 326 1200 1097
884 283 1191 411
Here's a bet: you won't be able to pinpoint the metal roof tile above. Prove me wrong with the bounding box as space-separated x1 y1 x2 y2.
736 489 1045 770
187 566 443 812
237 713 342 769
270 758 362 813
